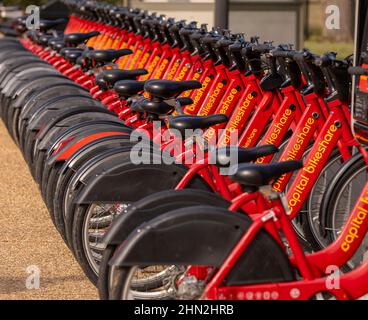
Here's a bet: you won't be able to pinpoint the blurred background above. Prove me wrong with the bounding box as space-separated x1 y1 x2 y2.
0 0 355 57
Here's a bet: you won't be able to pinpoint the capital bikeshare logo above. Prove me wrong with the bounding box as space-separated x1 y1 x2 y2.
166 60 181 80
341 191 368 253
205 88 240 141
218 93 255 147
256 108 294 164
142 55 161 80
175 64 191 81
187 76 212 112
137 52 151 69
127 49 142 69
264 108 293 145
273 116 316 191
129 122 240 175
288 124 338 213
154 59 170 78
200 81 225 115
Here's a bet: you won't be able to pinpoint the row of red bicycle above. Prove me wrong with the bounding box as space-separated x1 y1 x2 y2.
0 0 367 299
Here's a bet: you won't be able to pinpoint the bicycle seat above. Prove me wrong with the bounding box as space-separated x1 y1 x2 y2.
39 34 54 46
60 47 84 57
39 19 66 32
95 73 108 91
102 69 148 87
138 99 175 115
144 80 202 99
65 50 83 64
230 160 303 187
54 42 66 52
48 37 64 49
114 80 145 97
89 49 133 64
215 145 279 168
138 97 193 116
64 31 100 46
169 114 228 135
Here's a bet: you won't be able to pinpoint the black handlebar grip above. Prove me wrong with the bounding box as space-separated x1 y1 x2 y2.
271 49 294 58
179 28 195 36
290 51 310 62
313 56 328 67
228 43 242 52
348 66 368 76
252 43 273 53
216 39 233 48
202 36 220 44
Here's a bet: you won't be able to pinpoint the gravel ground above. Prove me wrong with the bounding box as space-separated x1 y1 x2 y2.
0 120 97 300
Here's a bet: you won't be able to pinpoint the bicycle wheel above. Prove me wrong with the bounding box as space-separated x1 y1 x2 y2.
70 160 213 285
109 206 295 300
98 188 232 299
301 148 344 250
324 155 368 269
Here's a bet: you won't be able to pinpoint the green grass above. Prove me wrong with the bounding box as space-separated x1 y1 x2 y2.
303 40 354 59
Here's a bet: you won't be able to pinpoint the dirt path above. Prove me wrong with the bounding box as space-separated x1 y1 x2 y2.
0 121 97 299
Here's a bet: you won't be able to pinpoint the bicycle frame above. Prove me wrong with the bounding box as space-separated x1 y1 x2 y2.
201 181 368 300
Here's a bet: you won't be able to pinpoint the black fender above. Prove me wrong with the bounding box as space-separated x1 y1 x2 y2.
20 101 103 151
15 81 83 113
33 116 127 184
111 206 249 267
73 151 211 204
40 127 132 188
36 115 129 155
44 121 131 161
44 123 131 165
18 84 89 130
13 83 86 140
110 205 295 285
64 147 134 209
0 53 42 75
1 66 58 97
103 189 231 246
35 130 131 186
17 85 92 139
28 95 102 131
35 113 126 150
59 135 134 178
63 135 134 171
24 110 123 167
0 63 54 105
0 66 57 111
11 74 72 102
27 98 103 131
0 58 50 87
44 123 132 169
319 150 367 235
4 69 63 101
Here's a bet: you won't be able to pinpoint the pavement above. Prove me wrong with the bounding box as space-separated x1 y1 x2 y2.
0 120 97 300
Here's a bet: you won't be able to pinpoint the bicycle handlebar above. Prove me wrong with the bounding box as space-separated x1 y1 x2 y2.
270 49 295 59
252 43 274 53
